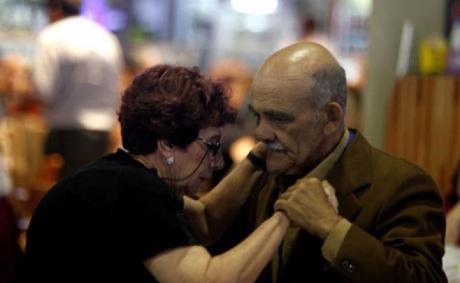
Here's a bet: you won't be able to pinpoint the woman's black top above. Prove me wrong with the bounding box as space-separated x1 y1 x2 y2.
23 149 197 283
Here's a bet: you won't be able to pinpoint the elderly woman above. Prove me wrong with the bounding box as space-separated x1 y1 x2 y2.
23 65 289 283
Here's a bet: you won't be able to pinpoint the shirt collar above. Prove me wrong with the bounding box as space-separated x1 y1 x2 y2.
307 128 350 180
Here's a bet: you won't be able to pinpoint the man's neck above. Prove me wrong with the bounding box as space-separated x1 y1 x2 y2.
279 128 348 185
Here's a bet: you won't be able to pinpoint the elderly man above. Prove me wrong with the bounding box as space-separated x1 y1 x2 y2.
216 42 446 283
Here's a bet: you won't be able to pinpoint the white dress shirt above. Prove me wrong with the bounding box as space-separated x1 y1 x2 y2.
33 16 123 131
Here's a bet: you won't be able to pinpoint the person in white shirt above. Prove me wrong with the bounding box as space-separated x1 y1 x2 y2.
33 0 123 179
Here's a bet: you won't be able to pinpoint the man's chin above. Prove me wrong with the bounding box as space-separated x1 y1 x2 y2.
266 158 301 176
266 162 291 175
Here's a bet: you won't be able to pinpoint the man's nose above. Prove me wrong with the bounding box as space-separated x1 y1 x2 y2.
254 118 274 142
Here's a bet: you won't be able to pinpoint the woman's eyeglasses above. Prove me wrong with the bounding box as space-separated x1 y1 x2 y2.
197 137 222 156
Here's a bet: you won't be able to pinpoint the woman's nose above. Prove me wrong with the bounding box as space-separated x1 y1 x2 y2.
210 151 225 171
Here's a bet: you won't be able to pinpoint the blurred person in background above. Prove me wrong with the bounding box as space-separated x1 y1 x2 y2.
0 55 35 116
214 42 446 282
0 54 45 262
0 99 21 283
299 18 335 53
32 0 123 179
0 156 21 283
210 59 257 162
23 65 295 283
0 54 47 190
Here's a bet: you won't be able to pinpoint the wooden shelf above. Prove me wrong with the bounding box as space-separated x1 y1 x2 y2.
385 75 460 198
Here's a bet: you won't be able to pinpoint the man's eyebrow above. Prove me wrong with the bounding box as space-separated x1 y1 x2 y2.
249 104 295 122
264 110 295 121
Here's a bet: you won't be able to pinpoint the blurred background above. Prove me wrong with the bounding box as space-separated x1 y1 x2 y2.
2 0 460 281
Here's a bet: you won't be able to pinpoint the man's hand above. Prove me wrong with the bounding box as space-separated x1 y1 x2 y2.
245 141 267 169
274 178 342 239
250 141 267 159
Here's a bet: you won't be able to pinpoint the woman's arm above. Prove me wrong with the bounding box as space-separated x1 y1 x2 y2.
144 212 288 283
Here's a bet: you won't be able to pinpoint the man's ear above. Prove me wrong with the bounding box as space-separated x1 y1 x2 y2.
323 102 344 135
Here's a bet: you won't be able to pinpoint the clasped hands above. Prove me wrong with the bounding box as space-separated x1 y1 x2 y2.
274 177 343 240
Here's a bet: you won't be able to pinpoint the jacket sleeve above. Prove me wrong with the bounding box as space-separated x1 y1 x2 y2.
330 172 447 283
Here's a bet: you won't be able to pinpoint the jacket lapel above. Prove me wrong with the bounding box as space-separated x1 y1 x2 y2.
327 131 372 221
264 131 374 282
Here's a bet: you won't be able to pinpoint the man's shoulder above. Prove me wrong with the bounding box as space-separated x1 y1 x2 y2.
347 131 429 176
351 138 440 208
38 16 117 43
332 131 437 197
371 146 427 175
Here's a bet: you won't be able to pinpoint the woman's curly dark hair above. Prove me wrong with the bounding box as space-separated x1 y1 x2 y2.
118 64 237 154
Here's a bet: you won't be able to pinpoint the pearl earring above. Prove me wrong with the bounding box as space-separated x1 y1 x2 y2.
166 156 174 166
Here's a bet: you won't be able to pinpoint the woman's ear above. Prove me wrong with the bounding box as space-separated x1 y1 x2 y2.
157 139 175 156
157 139 175 166
323 102 344 135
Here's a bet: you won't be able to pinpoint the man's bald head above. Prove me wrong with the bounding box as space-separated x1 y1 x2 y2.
249 42 348 175
254 42 347 110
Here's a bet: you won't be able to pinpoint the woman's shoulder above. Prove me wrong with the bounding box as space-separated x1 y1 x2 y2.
59 150 170 201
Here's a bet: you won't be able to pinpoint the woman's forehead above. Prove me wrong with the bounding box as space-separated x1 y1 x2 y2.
198 127 223 137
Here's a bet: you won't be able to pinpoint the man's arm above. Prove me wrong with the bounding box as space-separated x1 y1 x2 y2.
183 143 266 244
144 211 288 283
275 174 447 283
275 178 341 239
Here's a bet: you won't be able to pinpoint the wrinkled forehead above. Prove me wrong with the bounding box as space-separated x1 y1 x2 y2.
252 73 311 88
250 75 314 113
